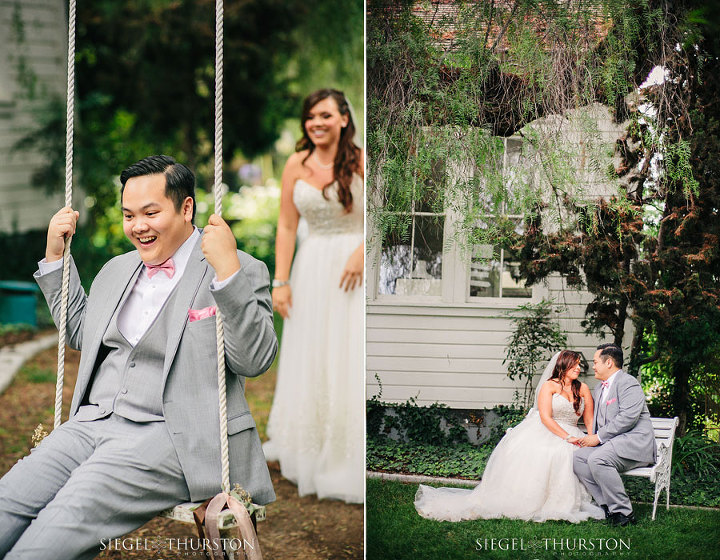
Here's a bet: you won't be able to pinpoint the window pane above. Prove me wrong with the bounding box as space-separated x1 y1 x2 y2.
469 245 500 297
379 216 443 296
415 159 445 213
469 240 532 300
378 230 411 295
500 258 532 298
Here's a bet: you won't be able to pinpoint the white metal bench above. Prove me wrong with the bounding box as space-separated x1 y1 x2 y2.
622 416 679 520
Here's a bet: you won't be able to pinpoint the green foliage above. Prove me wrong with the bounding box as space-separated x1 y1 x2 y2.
0 324 35 338
367 0 663 250
0 230 51 282
18 365 56 385
664 140 700 197
503 300 568 409
10 0 362 286
366 439 490 479
671 430 720 479
195 184 280 277
367 383 467 446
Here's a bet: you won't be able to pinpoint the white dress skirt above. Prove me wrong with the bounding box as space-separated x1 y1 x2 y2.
414 394 605 522
263 175 364 503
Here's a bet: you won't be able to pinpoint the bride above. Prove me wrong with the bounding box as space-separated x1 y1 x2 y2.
414 350 605 522
263 89 364 503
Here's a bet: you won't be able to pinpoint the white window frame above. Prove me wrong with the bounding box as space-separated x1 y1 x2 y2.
369 135 541 307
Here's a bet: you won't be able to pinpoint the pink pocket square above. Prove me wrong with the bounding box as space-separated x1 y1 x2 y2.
188 305 217 322
606 397 617 405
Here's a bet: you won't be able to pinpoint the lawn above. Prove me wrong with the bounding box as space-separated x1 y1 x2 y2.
367 478 720 560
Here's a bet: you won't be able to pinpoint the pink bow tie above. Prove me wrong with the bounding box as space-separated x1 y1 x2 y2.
146 258 175 279
601 380 610 388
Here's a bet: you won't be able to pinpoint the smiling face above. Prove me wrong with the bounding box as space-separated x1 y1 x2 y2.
592 350 615 380
121 173 193 265
303 96 348 149
565 360 582 381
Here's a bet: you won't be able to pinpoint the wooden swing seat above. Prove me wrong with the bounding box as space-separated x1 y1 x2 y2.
161 501 266 530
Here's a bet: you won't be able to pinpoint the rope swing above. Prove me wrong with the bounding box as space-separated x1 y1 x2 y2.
53 1 263 557
54 0 76 430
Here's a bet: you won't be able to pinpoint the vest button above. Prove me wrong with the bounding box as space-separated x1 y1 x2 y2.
121 388 128 394
129 362 136 368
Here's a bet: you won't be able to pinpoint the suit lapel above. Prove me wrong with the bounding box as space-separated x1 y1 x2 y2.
162 235 210 380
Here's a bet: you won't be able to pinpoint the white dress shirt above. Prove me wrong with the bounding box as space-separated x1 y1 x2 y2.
37 227 236 346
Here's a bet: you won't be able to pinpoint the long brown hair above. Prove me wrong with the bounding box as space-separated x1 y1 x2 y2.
551 350 583 415
296 89 361 212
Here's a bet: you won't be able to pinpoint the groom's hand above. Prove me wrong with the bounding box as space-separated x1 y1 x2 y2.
46 206 79 262
579 434 600 447
202 214 241 282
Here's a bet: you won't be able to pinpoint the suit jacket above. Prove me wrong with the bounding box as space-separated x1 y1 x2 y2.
593 370 656 465
35 234 278 504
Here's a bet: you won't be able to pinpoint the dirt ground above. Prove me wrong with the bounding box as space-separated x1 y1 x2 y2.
0 343 363 559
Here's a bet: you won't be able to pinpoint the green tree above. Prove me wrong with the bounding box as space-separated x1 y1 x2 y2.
12 0 362 281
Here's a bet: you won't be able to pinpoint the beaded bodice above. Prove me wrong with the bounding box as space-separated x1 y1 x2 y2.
552 393 584 426
292 175 363 236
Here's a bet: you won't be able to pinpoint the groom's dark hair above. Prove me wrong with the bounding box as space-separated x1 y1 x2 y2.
597 343 623 369
120 155 196 223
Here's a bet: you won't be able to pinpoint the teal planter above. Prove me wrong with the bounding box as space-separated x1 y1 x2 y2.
0 281 40 327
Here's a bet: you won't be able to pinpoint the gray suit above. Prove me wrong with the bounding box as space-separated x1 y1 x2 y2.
573 370 656 516
0 234 277 559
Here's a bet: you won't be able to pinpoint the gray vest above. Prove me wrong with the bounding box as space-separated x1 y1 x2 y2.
74 282 179 422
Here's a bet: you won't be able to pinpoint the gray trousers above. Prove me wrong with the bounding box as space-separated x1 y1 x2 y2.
0 414 190 560
573 441 647 516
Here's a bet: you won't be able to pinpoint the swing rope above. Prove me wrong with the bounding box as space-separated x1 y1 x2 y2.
54 0 232 493
55 0 76 430
212 0 231 496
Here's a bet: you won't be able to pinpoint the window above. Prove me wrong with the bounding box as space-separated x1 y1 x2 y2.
371 134 535 304
378 160 445 298
467 137 533 301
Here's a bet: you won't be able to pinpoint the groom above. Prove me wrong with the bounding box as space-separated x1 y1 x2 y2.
574 343 656 526
0 155 277 559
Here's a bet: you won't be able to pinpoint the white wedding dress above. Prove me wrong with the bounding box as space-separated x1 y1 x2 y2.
263 174 364 503
415 389 605 523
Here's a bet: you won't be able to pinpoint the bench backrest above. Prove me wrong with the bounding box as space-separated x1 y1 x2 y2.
650 417 679 465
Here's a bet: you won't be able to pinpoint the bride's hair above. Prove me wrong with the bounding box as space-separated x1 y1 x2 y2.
551 350 583 415
296 89 361 212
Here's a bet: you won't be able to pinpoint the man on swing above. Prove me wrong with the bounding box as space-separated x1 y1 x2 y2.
0 155 277 559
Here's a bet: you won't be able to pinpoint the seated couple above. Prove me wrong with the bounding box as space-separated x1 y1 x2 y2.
415 344 656 526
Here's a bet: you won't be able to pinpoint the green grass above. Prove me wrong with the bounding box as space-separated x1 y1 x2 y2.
367 478 720 560
17 364 57 384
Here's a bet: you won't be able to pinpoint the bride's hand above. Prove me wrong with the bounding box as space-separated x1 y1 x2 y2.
566 436 581 446
272 285 292 319
340 245 364 292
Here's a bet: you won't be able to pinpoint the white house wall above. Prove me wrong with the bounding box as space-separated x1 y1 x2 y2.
367 276 633 409
0 0 70 233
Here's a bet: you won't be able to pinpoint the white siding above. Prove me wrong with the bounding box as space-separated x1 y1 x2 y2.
0 0 70 233
366 276 633 409
366 296 633 409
